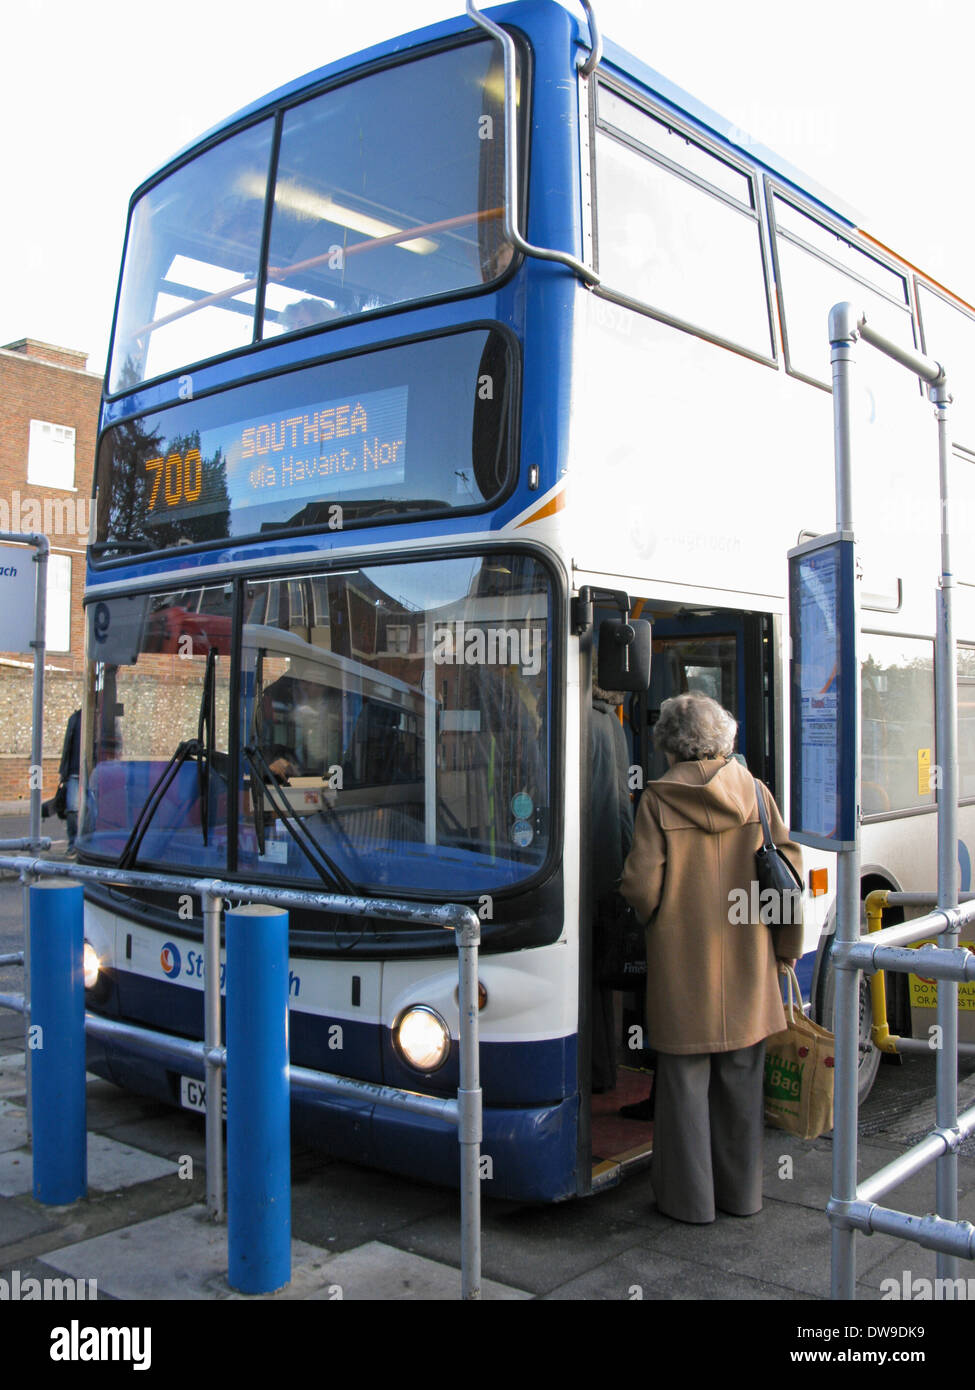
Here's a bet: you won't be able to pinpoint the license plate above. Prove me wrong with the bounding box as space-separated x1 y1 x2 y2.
179 1075 226 1116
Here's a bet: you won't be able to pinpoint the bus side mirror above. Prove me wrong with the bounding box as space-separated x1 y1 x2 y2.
597 618 651 692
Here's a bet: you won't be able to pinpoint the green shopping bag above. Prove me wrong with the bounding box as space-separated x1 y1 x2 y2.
764 965 835 1140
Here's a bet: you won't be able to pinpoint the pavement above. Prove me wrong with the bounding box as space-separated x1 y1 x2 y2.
2 809 975 1336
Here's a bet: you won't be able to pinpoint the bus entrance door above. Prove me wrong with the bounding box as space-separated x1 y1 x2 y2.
646 611 776 787
588 606 777 1192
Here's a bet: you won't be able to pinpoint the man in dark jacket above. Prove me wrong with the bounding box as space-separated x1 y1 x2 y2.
590 683 634 1091
58 709 81 852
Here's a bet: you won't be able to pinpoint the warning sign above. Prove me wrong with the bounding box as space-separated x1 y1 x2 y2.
908 939 975 1015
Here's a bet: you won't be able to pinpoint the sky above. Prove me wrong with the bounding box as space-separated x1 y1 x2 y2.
2 0 973 378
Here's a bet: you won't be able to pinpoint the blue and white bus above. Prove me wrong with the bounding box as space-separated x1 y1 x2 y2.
80 0 975 1200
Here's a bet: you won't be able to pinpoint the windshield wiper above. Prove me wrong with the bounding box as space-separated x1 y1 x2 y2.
197 647 217 846
118 738 202 870
243 743 354 894
249 649 268 855
118 648 218 870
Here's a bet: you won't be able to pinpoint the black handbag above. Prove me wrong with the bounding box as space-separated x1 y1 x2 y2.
753 778 803 928
596 892 647 990
53 781 68 819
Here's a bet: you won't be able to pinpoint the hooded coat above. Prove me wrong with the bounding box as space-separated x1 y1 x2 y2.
620 756 804 1055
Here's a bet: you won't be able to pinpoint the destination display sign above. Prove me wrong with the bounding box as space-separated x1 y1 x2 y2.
94 327 511 560
140 385 407 529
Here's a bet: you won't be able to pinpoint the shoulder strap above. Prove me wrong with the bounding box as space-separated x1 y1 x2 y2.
753 777 774 849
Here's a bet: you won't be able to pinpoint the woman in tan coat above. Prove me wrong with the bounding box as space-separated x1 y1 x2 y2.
620 691 803 1224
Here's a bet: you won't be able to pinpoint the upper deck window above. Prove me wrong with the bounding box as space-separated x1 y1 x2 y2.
108 40 512 396
770 193 914 389
593 83 773 359
260 42 510 339
917 283 975 453
109 121 275 395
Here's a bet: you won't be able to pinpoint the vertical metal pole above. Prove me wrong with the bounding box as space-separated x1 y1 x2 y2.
226 903 291 1295
24 535 48 1139
457 912 482 1300
829 304 861 1301
21 868 33 1143
932 384 959 1283
29 879 86 1204
202 889 224 1221
28 537 48 849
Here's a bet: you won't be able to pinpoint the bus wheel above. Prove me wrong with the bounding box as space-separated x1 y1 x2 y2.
818 952 881 1105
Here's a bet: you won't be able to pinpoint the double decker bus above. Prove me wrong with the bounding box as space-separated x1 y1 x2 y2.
80 0 975 1201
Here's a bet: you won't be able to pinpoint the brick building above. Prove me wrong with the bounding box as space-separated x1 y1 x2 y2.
0 339 101 802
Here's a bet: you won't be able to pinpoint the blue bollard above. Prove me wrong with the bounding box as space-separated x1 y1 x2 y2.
29 879 86 1204
226 903 291 1294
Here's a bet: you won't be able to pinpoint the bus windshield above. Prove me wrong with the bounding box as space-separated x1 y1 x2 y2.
108 39 511 394
81 552 553 896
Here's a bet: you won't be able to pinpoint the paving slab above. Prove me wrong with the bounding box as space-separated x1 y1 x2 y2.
541 1245 816 1300
760 1132 975 1214
42 1206 315 1300
95 1114 209 1169
641 1196 833 1299
0 1013 23 1043
86 1133 180 1193
382 1190 651 1296
291 1158 456 1254
0 1149 33 1199
84 1079 174 1133
0 1132 176 1198
0 1199 61 1248
0 1099 28 1153
560 1167 669 1230
40 1207 528 1301
0 1053 26 1098
302 1240 530 1300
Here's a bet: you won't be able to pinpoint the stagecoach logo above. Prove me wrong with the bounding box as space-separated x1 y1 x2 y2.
432 620 542 677
160 942 181 979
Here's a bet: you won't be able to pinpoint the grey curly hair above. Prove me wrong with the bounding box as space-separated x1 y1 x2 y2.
653 691 737 762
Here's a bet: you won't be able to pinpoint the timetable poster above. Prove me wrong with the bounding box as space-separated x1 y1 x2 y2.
789 537 857 849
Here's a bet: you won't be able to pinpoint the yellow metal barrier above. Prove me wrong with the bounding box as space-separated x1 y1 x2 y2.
864 889 899 1054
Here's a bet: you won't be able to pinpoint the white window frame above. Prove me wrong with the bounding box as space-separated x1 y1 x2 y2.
28 419 76 490
45 552 72 653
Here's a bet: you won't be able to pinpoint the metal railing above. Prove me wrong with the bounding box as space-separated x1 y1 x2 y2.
826 302 975 1298
0 853 483 1299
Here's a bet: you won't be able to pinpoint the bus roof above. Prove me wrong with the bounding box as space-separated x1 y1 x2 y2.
596 32 861 231
135 1 956 304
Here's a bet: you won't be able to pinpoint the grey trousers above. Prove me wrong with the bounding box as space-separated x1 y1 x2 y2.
651 1041 766 1224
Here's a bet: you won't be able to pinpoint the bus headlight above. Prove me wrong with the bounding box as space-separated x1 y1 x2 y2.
83 941 101 991
394 1005 450 1072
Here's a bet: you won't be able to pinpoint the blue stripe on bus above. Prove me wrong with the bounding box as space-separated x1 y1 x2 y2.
107 969 578 1106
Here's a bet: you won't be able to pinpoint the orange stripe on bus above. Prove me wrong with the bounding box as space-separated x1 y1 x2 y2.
859 229 975 316
516 490 565 526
